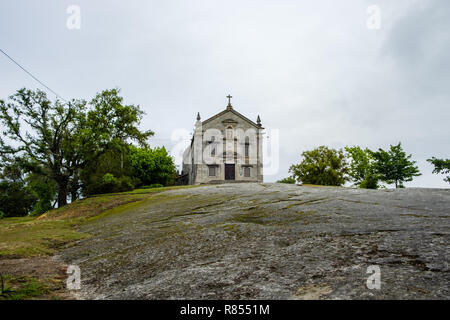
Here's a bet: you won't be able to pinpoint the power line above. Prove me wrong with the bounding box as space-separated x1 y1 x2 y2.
0 48 67 102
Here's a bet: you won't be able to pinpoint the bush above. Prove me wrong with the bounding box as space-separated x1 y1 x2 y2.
84 173 135 195
102 173 119 192
129 146 176 186
277 177 296 184
289 146 348 186
80 145 135 197
359 174 379 189
119 175 135 191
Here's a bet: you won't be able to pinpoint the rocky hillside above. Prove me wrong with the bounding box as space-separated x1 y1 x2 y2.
59 183 449 299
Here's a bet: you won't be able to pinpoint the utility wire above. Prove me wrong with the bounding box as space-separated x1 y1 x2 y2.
0 48 67 102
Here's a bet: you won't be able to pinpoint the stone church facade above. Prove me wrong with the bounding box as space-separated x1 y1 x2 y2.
182 96 263 184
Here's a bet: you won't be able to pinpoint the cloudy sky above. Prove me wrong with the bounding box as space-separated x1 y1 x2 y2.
1 0 449 187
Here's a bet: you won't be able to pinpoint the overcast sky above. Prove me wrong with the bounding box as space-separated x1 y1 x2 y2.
1 0 449 187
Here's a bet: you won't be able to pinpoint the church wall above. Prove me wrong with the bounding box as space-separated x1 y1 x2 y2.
182 108 263 185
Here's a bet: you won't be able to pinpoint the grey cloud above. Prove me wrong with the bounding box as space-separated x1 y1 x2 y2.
0 0 448 188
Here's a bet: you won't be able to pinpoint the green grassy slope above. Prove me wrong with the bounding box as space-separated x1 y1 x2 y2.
0 185 201 258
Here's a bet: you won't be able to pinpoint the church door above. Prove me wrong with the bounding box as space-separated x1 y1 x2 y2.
225 164 235 180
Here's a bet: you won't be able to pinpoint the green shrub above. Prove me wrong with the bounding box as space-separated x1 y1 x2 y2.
129 146 176 186
119 175 135 191
80 145 135 197
289 146 348 186
277 177 296 184
359 174 379 189
84 173 135 195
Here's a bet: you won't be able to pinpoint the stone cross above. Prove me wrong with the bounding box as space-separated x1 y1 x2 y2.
226 95 232 106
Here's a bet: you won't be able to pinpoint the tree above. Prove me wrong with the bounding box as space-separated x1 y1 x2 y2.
27 173 58 215
129 146 176 186
277 176 296 184
0 88 153 208
289 146 348 186
427 157 450 184
0 89 78 208
0 181 37 218
0 162 37 217
0 161 57 217
371 143 421 188
345 146 379 189
80 144 136 196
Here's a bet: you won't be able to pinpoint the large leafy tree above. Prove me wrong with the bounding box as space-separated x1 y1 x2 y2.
0 88 153 208
289 146 348 186
370 143 421 188
0 89 79 208
345 146 379 189
427 157 450 184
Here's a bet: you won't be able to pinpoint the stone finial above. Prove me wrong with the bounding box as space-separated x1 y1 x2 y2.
197 112 201 121
257 115 261 127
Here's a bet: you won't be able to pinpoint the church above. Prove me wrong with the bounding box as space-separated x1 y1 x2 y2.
182 96 264 185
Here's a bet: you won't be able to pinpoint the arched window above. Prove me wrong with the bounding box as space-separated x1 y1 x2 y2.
245 136 250 157
226 126 233 140
210 136 216 156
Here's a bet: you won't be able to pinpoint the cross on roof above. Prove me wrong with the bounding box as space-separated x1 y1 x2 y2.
226 95 232 106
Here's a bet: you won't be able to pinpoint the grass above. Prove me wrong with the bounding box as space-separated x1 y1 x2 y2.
0 275 56 300
0 185 203 258
41 185 201 220
0 218 89 257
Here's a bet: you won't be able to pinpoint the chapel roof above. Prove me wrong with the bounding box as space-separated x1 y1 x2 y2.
200 96 262 129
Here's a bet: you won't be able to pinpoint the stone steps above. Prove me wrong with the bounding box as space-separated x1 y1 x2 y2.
202 180 259 184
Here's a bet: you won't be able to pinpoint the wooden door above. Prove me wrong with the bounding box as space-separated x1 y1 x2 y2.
225 164 235 180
